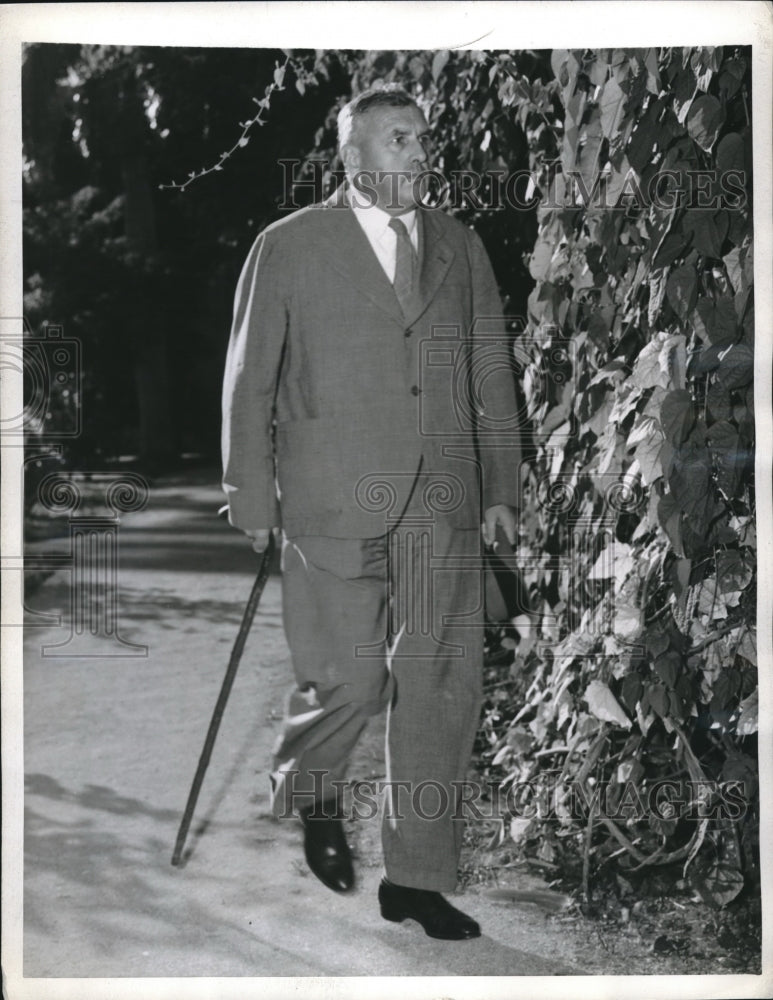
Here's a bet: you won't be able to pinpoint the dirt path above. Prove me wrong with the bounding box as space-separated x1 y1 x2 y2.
14 472 761 989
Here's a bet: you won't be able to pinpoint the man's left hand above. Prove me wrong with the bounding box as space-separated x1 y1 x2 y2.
482 504 518 549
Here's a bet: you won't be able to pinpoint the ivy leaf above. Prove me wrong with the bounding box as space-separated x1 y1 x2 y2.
644 623 671 659
628 416 665 485
604 155 633 206
653 651 682 688
716 550 753 593
599 76 626 137
722 245 751 296
707 419 743 495
565 93 586 166
630 335 670 390
644 47 661 94
718 57 746 100
587 51 610 87
716 131 745 173
657 492 684 556
737 628 757 666
636 699 656 736
627 103 660 172
620 672 643 712
690 859 744 908
551 49 580 92
577 106 604 193
659 333 687 389
696 578 728 620
613 601 643 639
509 817 533 843
686 94 725 152
587 541 633 581
648 268 669 325
682 210 725 258
643 682 669 719
666 264 698 320
716 342 753 390
529 237 555 281
541 382 573 436
660 389 695 446
689 340 726 375
672 64 698 124
727 206 751 247
585 680 632 729
432 50 450 82
706 380 732 421
669 439 711 521
587 310 610 350
736 688 758 735
695 296 737 345
653 230 688 269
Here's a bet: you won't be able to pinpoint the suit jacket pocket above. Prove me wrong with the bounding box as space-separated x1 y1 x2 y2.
275 413 423 536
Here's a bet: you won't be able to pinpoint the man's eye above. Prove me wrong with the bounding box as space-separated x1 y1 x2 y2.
391 136 405 146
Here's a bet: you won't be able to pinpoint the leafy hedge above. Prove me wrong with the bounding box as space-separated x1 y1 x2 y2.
472 47 756 906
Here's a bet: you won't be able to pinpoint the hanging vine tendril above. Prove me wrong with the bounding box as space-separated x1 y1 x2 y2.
158 53 292 193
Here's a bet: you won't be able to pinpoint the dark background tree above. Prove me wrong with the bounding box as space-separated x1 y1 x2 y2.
22 44 345 468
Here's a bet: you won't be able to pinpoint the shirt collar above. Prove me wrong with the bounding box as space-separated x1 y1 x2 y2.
346 186 417 242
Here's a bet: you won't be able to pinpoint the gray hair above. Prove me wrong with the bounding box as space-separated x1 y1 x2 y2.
337 86 418 148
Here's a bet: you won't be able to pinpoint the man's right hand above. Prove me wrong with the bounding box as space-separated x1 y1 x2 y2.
244 528 273 553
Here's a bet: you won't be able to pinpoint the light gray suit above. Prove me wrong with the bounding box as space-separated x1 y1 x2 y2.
222 185 521 890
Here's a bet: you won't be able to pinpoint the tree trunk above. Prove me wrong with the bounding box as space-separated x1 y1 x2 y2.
118 73 174 468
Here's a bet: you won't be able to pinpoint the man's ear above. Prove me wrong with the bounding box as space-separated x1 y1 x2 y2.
340 143 360 174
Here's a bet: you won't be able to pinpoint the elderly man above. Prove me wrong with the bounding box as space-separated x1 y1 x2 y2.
222 86 520 940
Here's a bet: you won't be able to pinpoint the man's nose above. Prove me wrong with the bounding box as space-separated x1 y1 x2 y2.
410 137 429 166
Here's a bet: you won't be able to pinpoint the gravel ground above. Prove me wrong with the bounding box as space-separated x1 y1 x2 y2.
8 473 768 998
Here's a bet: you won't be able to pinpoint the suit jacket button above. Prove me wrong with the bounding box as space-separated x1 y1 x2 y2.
404 327 413 338
411 385 420 396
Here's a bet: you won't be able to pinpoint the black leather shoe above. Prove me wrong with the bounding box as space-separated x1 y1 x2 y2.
299 804 354 893
378 878 481 939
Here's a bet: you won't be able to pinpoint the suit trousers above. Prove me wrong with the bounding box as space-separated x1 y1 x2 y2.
270 517 485 892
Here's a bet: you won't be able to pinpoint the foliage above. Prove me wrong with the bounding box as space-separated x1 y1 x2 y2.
473 46 756 906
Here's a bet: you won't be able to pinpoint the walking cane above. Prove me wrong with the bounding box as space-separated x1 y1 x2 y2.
171 530 277 866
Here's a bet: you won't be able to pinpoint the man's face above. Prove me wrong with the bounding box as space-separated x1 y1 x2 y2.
344 103 431 214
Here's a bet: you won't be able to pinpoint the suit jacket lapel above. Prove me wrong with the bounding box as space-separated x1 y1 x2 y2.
317 187 404 324
315 188 457 328
404 208 455 327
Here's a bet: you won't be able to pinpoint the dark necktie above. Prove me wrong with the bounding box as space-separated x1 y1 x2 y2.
389 216 416 314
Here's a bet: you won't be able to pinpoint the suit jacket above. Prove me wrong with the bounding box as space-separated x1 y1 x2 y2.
222 186 521 538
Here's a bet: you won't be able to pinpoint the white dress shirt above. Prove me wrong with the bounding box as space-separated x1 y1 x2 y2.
348 196 418 284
